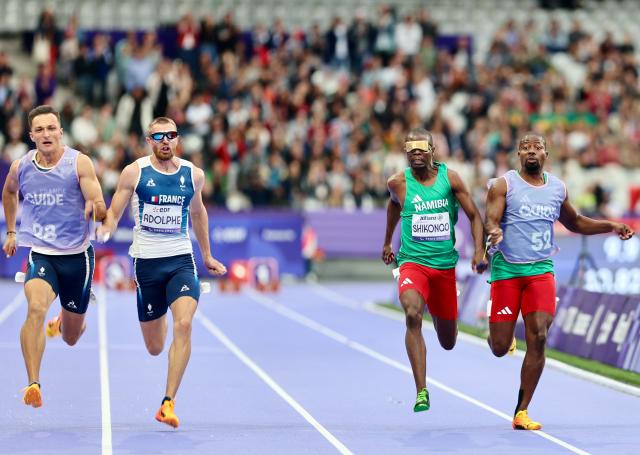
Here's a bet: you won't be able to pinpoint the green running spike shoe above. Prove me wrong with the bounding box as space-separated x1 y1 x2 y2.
413 388 430 412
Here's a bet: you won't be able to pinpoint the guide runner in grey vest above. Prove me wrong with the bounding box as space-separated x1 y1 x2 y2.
2 105 106 408
484 133 634 431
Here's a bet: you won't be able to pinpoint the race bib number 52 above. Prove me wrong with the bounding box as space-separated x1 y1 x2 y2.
141 204 182 233
411 212 451 242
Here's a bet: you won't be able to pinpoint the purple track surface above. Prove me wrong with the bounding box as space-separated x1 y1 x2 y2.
1 279 639 455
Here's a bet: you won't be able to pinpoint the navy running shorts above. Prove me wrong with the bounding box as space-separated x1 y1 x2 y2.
25 245 95 314
134 253 200 322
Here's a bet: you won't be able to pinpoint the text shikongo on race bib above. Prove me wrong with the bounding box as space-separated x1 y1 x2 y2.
411 212 451 242
141 204 182 233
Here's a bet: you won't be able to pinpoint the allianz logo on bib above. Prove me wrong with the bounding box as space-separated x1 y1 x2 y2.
413 197 449 212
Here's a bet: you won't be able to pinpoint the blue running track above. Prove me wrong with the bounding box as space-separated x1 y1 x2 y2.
1 279 639 455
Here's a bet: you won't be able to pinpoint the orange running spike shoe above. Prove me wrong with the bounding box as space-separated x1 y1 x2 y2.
46 314 62 338
512 410 542 430
155 399 180 428
23 382 42 408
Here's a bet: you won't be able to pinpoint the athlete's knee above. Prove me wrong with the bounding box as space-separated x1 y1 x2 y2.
26 304 48 325
404 309 423 329
146 341 164 356
440 339 456 350
530 329 548 351
490 339 511 357
173 318 192 337
62 332 81 346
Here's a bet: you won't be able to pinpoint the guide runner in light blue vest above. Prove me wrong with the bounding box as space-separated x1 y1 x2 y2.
98 117 227 428
2 105 106 408
485 133 634 431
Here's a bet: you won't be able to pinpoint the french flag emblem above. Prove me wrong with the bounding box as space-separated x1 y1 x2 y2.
151 196 159 203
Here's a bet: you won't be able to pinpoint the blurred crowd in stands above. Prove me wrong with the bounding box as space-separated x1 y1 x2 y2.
1 4 639 216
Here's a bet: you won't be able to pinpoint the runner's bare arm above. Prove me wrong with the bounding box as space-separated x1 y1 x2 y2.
96 163 138 240
2 160 20 257
190 167 226 276
449 169 486 270
77 154 107 221
382 173 404 265
485 176 507 245
559 190 634 239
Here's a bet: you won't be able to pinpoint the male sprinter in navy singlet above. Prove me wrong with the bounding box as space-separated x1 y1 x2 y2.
98 117 227 428
2 105 106 408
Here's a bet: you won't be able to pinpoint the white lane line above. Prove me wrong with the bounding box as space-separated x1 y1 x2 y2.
0 290 25 326
246 288 590 455
97 285 113 455
312 283 640 398
194 311 354 455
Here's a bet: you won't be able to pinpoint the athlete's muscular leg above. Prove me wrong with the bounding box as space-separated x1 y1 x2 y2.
428 270 458 350
59 308 86 346
432 317 457 350
399 289 427 393
488 320 517 357
21 279 56 383
140 315 168 356
488 279 520 356
516 311 553 412
165 296 197 399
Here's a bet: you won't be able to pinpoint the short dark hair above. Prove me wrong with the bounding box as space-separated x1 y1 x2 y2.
28 105 61 128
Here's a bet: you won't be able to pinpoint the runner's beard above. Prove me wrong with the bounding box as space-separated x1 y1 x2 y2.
524 161 541 173
156 148 173 161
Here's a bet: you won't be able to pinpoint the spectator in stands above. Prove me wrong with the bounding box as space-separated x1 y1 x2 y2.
2 4 638 213
176 13 200 75
32 8 58 67
2 115 28 162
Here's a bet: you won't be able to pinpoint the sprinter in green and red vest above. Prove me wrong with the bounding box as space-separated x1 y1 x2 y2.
485 133 634 431
382 127 488 413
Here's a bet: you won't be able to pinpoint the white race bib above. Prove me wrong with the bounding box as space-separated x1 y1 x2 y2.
411 212 451 242
141 204 183 233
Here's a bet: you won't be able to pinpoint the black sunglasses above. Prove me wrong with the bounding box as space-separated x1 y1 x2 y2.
149 131 179 142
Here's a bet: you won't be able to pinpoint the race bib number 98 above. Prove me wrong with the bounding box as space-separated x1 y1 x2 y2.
141 204 182 233
411 212 451 242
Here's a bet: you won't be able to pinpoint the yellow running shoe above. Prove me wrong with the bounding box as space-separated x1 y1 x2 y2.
46 314 62 338
155 399 180 428
512 410 542 430
508 337 517 356
23 382 42 408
